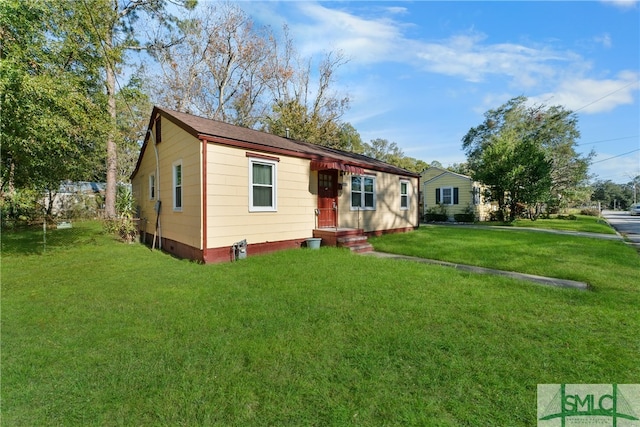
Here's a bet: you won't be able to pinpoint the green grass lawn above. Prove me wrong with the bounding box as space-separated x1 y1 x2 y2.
485 214 616 234
2 222 639 426
369 225 637 293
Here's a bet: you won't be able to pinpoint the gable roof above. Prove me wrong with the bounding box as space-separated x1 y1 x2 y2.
131 107 419 179
421 166 473 185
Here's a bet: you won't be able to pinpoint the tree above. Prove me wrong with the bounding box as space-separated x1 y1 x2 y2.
337 123 364 153
447 162 471 176
0 0 108 217
152 3 351 150
77 0 195 218
462 96 585 221
153 2 275 126
363 138 405 164
264 50 350 149
115 74 152 183
533 104 593 210
591 179 635 210
361 139 428 173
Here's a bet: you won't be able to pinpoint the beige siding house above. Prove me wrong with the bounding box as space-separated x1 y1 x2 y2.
421 166 493 221
131 107 420 263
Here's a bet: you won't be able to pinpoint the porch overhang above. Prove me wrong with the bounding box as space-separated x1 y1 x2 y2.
310 160 364 174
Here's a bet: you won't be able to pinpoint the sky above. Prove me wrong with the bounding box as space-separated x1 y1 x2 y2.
237 0 640 184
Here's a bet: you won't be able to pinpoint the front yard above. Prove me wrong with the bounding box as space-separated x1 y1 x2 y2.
2 222 639 425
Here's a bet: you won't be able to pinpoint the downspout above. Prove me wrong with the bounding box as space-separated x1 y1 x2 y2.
417 175 421 228
201 137 207 262
153 132 161 250
147 120 161 250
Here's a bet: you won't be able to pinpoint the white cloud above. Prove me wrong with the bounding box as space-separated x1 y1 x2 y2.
594 33 613 48
414 33 569 86
285 2 638 119
530 71 640 113
600 0 639 10
290 3 404 63
384 6 408 15
289 3 584 88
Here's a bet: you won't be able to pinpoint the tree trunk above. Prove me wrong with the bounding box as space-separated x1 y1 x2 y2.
104 61 117 219
509 200 518 222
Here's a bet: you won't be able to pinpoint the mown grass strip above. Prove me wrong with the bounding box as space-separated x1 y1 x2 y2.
485 214 615 234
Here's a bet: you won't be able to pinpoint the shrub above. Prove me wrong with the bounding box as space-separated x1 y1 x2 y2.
103 185 138 243
424 204 448 222
424 213 448 222
580 208 600 217
0 189 43 226
453 213 475 223
556 214 577 221
489 210 506 222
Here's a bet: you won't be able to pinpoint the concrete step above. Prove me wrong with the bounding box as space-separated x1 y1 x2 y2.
348 244 374 253
337 235 369 245
337 235 373 253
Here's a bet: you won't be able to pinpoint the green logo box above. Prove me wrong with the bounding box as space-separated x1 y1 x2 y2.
538 384 640 426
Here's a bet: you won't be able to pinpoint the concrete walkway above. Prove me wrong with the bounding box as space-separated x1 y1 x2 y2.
363 251 589 290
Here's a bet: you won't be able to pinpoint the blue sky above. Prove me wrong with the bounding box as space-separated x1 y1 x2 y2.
240 0 639 183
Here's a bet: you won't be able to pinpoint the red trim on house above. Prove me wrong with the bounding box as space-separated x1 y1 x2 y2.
246 152 280 162
245 151 280 162
142 234 205 262
310 160 364 174
203 238 308 263
141 233 309 264
364 226 419 237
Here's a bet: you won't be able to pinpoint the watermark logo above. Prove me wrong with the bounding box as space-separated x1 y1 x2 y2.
538 384 640 426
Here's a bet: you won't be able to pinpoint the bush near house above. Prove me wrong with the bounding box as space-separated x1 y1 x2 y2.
424 204 449 222
453 205 476 222
453 213 475 222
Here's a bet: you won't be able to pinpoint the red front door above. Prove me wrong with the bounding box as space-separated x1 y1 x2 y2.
317 170 338 228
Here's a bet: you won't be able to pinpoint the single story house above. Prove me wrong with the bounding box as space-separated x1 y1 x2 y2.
131 107 420 263
421 166 494 221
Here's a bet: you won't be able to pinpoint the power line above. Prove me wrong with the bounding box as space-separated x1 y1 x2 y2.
591 148 640 164
573 80 639 114
576 135 639 147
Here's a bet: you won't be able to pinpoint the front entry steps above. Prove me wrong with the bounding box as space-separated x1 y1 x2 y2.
337 234 374 253
313 228 374 254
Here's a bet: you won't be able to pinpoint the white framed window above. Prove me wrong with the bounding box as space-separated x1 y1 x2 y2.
400 180 409 210
442 187 452 205
149 173 156 200
351 175 376 210
173 160 182 211
436 187 459 205
249 158 277 212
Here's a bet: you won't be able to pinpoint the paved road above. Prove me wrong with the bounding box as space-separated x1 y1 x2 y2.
601 209 640 249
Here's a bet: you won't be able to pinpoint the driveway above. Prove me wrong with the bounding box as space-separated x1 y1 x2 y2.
601 209 640 249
